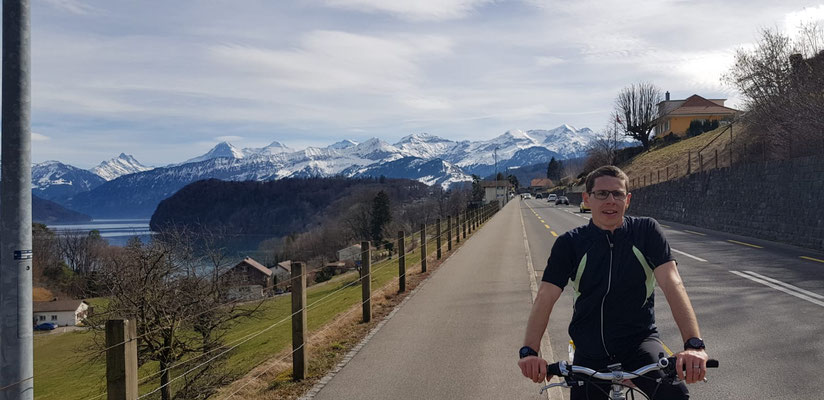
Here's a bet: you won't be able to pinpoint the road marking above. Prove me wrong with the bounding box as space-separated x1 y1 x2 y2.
544 224 551 229
683 230 706 236
519 201 557 400
661 224 671 228
742 270 824 300
801 256 824 264
551 231 558 237
540 219 545 223
727 239 763 249
671 248 707 262
731 270 824 307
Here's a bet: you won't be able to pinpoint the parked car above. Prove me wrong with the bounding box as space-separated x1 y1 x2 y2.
580 201 590 213
555 196 569 205
536 193 543 199
522 193 532 199
547 194 557 202
34 322 57 331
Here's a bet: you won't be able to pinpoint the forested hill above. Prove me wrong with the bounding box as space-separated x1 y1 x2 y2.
149 177 431 236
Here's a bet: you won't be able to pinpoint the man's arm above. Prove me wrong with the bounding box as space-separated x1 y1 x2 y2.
518 282 562 383
654 261 709 384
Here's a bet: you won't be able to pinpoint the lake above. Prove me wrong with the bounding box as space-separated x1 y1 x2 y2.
47 219 153 246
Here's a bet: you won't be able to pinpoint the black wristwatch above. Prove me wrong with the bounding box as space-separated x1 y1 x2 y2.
684 337 706 351
519 346 538 359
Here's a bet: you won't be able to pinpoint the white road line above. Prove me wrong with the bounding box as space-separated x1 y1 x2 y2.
741 270 824 300
730 270 824 307
671 248 707 262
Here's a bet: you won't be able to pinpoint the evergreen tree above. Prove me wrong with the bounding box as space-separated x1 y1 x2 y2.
370 190 392 243
471 174 485 203
547 157 563 181
507 174 519 189
496 172 505 181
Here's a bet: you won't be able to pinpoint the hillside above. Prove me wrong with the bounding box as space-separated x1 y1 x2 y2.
150 177 431 236
619 124 746 188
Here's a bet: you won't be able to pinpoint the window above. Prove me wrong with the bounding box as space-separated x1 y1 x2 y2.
38 315 45 321
51 315 58 321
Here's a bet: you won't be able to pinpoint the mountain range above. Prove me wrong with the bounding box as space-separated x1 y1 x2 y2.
31 125 629 219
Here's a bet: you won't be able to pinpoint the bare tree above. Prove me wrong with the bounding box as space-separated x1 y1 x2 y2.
89 228 261 400
723 24 824 158
615 82 663 149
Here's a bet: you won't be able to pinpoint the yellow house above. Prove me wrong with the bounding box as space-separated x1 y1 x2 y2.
655 93 739 137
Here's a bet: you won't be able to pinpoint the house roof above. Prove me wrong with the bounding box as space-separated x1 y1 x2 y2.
238 257 272 276
480 180 512 188
663 94 738 117
530 178 553 188
33 299 86 313
273 260 292 273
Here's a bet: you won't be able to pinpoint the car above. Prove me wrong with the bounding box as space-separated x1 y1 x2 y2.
523 194 532 199
580 201 590 213
536 193 543 199
547 194 557 202
555 196 569 205
34 322 57 331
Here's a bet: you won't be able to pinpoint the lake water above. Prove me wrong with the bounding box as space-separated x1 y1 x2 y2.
47 219 153 246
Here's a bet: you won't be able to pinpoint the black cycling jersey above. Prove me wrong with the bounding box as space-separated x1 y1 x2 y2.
542 216 675 359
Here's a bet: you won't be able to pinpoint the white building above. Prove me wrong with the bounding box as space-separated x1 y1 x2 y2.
481 180 512 208
33 299 90 326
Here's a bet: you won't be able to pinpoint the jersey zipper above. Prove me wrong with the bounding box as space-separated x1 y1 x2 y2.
600 233 614 358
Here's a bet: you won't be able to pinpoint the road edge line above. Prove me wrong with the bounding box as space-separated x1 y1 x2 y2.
519 201 559 400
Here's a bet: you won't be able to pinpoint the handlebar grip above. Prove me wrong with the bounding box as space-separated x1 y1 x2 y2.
547 362 563 377
706 359 719 368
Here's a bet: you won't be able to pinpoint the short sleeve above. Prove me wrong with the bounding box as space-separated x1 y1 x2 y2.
541 233 576 289
644 218 674 269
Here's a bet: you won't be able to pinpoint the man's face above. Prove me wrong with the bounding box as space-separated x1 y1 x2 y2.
582 176 631 231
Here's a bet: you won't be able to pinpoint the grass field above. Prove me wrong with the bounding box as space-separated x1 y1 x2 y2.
32 210 491 400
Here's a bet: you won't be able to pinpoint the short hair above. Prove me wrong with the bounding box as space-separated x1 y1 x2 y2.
585 165 629 193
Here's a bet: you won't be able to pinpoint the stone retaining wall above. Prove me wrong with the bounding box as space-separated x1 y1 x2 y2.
627 155 824 251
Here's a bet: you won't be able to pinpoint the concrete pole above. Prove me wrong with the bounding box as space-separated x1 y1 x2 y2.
1 1 33 398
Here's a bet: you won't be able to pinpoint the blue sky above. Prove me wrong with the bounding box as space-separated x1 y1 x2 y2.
28 0 824 168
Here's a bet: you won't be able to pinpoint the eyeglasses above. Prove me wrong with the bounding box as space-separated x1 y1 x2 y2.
589 190 627 201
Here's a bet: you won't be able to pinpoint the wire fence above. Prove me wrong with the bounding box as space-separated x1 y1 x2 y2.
56 202 500 400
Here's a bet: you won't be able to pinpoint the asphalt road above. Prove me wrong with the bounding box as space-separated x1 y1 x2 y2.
310 197 824 399
521 197 824 399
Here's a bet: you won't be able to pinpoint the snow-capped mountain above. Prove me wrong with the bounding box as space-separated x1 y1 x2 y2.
32 161 107 203
47 124 615 218
90 153 153 181
181 141 246 164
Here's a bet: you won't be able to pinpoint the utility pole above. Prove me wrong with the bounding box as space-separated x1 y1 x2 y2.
1 1 34 399
493 146 498 179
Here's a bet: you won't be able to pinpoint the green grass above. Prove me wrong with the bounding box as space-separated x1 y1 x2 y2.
31 213 491 400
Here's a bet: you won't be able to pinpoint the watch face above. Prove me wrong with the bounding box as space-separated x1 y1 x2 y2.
686 338 705 349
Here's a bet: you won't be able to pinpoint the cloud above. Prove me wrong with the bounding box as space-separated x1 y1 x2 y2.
216 136 244 143
31 132 50 142
321 0 492 21
42 0 98 15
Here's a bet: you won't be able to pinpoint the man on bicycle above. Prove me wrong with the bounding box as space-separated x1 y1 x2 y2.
518 165 709 399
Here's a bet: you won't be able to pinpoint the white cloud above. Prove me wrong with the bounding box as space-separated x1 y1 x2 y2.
42 0 98 15
216 136 243 143
784 5 824 33
321 0 492 21
31 132 50 142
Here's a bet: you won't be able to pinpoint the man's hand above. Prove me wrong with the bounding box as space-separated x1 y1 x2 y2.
675 349 709 384
518 356 548 383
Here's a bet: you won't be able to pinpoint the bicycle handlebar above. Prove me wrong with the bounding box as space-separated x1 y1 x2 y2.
547 357 720 381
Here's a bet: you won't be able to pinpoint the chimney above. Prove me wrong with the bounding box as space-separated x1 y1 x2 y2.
665 91 670 101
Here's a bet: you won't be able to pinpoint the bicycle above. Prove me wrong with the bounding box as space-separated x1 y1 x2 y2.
539 354 719 400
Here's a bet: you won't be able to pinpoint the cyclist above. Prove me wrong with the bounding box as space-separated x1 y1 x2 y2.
518 165 709 399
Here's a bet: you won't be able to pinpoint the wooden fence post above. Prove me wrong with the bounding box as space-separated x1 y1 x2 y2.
361 242 372 323
447 216 452 251
106 319 138 400
398 231 405 293
463 210 467 239
420 224 427 273
456 214 461 243
436 218 442 260
291 261 307 380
